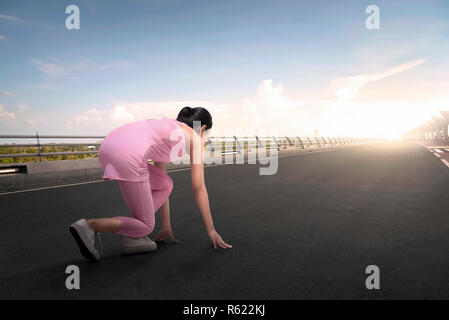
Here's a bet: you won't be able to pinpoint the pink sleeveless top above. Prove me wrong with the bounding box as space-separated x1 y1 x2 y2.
98 116 187 182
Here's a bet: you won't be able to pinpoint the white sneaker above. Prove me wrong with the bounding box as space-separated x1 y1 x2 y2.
122 236 158 255
69 218 102 262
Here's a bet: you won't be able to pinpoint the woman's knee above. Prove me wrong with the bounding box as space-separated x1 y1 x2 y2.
165 176 173 194
143 223 155 235
159 175 173 195
139 216 155 235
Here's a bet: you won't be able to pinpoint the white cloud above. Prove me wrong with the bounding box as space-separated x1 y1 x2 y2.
65 102 202 132
111 105 134 121
331 58 426 100
237 79 307 134
32 59 68 77
0 14 21 22
0 35 5 40
26 119 37 126
28 84 57 90
32 58 134 77
63 79 391 137
64 80 310 136
0 104 16 121
18 102 30 110
31 64 448 140
0 89 15 96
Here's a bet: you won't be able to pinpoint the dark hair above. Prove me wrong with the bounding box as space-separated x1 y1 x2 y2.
176 106 213 130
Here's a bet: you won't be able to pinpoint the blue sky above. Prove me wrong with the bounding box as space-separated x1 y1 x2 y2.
1 0 448 139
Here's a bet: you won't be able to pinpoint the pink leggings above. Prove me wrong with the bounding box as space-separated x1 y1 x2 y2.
115 164 173 238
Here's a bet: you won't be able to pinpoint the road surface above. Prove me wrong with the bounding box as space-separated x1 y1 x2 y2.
1 141 449 299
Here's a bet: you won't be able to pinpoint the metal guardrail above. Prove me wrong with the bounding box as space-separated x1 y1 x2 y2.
0 133 380 162
0 133 104 162
205 136 376 155
402 110 449 141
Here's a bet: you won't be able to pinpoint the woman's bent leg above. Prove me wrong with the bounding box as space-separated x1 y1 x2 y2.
87 218 122 233
147 163 174 211
116 180 155 238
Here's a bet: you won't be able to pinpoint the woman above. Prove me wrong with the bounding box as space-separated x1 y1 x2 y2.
69 106 232 262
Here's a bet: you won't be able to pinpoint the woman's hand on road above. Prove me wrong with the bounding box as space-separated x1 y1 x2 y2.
208 229 232 249
152 227 180 243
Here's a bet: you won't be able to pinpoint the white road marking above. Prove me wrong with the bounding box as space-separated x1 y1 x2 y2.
0 179 105 196
441 159 449 168
416 143 449 169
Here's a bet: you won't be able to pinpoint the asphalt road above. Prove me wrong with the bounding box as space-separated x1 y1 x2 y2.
1 142 449 299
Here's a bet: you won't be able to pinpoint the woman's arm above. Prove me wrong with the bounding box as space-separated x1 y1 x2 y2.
189 130 232 249
191 162 214 232
190 134 214 232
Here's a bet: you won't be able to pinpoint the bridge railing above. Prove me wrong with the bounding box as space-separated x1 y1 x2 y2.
402 110 449 141
205 136 377 154
0 134 104 162
0 133 381 163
